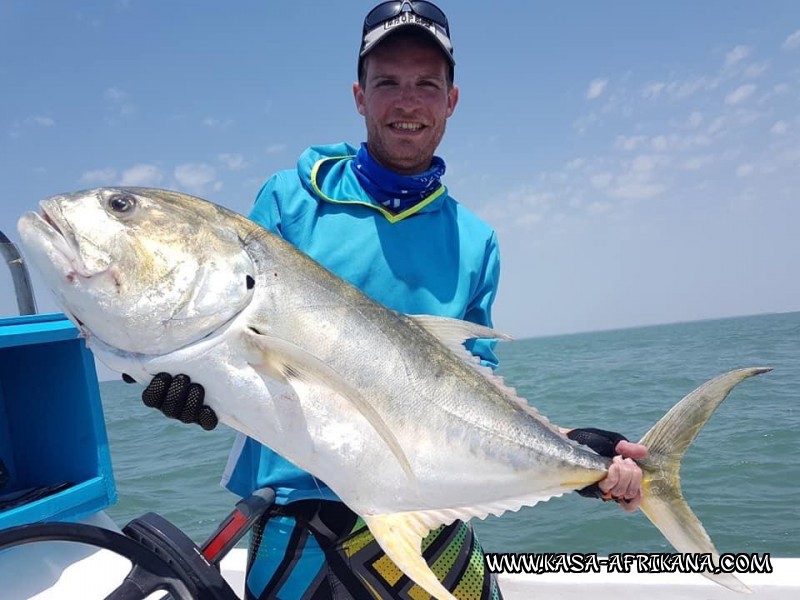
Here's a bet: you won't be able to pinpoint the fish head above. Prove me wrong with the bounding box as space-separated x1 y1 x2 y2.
17 187 257 355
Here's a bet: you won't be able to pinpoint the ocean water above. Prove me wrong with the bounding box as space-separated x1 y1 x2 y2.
102 311 800 556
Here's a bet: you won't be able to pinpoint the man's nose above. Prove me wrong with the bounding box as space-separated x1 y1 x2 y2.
395 83 423 105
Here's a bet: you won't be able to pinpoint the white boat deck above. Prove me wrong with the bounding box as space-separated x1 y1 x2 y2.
1 536 796 598
219 548 798 599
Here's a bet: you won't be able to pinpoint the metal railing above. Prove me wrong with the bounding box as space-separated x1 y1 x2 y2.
0 230 37 316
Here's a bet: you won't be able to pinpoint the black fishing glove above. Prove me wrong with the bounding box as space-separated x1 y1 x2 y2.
123 372 218 431
567 427 629 499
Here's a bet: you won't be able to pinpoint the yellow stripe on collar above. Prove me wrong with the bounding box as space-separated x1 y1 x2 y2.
310 156 446 224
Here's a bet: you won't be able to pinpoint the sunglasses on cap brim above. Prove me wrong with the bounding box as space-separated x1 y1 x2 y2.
363 1 450 35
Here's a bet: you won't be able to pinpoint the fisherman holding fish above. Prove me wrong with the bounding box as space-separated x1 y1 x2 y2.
139 2 647 598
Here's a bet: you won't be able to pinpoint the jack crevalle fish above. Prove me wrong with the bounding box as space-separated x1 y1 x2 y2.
18 188 768 598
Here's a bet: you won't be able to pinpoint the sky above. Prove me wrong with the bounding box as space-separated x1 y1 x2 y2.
1 0 799 340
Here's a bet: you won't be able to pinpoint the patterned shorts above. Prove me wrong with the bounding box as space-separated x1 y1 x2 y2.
244 500 503 600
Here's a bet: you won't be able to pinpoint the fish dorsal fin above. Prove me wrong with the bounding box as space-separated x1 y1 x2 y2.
409 314 511 349
409 313 516 392
243 328 415 481
409 315 563 436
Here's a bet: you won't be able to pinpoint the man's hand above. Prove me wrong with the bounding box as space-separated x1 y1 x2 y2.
567 428 648 512
598 441 647 512
124 372 218 431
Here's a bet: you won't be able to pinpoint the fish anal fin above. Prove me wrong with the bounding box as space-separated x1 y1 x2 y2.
364 513 456 600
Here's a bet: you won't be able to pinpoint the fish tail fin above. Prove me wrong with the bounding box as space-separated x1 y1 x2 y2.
637 366 771 593
363 513 456 600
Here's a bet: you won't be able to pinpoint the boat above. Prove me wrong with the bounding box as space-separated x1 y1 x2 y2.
0 230 796 598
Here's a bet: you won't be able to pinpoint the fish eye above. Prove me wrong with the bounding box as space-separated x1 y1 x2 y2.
107 193 137 213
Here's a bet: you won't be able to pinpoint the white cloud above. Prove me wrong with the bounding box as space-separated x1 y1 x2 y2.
725 45 751 67
492 37 798 237
616 132 712 154
631 154 669 173
615 135 648 151
586 79 608 100
103 87 135 117
482 186 562 230
680 155 715 171
687 111 703 129
28 116 55 127
590 173 613 189
514 213 543 228
783 29 800 50
642 77 720 101
218 153 247 170
608 181 665 200
770 121 789 135
650 135 671 152
743 62 769 78
587 201 613 214
104 87 128 102
9 115 56 137
594 154 671 201
707 116 726 134
642 82 667 99
202 117 234 129
773 83 790 95
119 164 163 186
777 146 800 163
266 143 286 154
510 188 556 210
724 84 757 105
80 168 118 185
573 113 600 134
174 163 221 194
565 158 586 170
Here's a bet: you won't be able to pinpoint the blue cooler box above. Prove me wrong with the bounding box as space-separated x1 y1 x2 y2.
0 313 116 529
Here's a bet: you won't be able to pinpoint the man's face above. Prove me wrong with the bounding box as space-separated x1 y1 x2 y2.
354 33 459 175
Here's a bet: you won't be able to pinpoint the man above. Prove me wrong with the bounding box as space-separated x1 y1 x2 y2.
142 2 647 598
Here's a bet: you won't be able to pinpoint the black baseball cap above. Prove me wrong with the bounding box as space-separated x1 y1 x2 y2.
358 1 455 78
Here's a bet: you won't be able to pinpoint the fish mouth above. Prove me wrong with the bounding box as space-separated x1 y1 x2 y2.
34 202 100 281
41 207 59 229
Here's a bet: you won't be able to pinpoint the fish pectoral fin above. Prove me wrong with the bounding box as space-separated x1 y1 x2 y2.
363 513 456 600
243 328 415 481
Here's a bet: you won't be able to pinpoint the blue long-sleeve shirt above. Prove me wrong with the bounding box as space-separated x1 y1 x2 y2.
222 142 501 504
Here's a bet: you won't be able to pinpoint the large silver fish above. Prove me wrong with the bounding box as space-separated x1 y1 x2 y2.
18 188 767 598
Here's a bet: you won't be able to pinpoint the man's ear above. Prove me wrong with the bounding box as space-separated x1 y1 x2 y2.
353 82 366 116
446 84 460 118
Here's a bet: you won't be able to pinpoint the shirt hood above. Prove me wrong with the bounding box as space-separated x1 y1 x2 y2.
295 142 449 222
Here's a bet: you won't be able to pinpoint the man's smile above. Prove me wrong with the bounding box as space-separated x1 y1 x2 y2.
389 121 425 131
